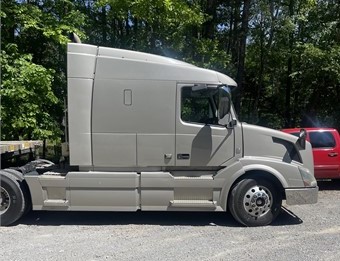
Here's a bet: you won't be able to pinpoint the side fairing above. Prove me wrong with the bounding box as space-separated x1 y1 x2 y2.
67 44 97 166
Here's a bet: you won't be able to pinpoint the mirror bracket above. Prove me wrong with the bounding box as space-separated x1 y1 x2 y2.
226 119 237 129
298 128 307 150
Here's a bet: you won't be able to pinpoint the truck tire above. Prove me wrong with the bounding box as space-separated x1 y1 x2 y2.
228 178 282 227
0 171 26 226
3 169 32 216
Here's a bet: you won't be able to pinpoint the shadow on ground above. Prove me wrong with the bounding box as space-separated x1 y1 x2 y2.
15 206 302 227
271 207 303 226
317 180 340 191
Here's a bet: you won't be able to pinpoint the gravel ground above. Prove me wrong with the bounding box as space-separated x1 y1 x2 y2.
1 181 340 261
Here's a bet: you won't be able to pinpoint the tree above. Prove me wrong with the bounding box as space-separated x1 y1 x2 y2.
1 0 86 141
1 0 339 142
0 44 59 140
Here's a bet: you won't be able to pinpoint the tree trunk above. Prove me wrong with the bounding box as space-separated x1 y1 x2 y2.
101 6 107 45
285 0 294 128
234 0 251 115
253 10 265 122
202 0 217 39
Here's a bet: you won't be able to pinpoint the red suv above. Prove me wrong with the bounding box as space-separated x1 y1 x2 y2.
282 128 340 179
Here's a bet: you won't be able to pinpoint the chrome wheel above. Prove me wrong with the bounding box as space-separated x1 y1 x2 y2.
243 185 272 218
0 186 11 215
229 178 282 226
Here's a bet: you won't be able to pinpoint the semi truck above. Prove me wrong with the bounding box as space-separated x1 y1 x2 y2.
0 42 318 227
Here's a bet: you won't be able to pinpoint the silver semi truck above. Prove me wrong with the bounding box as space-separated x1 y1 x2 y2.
0 43 318 226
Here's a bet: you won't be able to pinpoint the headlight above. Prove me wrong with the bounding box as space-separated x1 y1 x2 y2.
299 166 317 187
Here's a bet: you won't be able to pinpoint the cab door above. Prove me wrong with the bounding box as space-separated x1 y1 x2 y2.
309 130 340 178
175 84 235 167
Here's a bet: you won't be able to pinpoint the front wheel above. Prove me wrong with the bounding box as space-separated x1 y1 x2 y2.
0 172 26 226
228 178 282 227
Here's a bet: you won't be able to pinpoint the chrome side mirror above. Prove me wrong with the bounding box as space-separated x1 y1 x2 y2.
218 86 231 120
298 128 307 149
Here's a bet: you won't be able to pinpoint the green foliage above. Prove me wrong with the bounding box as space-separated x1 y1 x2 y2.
1 0 339 142
0 45 60 140
183 38 231 72
1 0 86 45
89 0 204 54
243 0 340 128
1 0 86 142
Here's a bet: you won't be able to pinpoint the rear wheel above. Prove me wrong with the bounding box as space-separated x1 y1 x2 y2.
3 169 32 216
228 178 282 227
0 172 26 226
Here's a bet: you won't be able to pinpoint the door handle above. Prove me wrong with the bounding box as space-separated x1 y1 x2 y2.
177 153 190 160
328 152 338 157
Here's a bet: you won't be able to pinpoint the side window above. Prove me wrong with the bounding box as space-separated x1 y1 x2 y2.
181 87 218 124
309 132 336 148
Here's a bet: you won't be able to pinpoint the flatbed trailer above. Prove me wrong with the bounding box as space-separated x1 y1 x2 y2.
0 141 42 168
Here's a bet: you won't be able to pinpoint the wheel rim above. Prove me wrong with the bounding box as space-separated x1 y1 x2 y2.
243 185 272 218
0 186 11 215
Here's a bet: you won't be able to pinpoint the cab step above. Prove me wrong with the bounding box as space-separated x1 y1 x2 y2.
43 199 69 207
170 200 216 208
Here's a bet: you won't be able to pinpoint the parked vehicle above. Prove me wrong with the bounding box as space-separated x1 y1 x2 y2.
0 40 318 227
282 128 340 179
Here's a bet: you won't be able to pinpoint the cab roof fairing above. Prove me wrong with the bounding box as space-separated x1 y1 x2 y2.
67 43 237 86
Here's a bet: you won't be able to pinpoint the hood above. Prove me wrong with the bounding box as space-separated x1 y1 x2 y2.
241 123 314 172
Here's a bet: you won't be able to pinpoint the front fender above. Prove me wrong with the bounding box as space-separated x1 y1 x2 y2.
216 157 304 211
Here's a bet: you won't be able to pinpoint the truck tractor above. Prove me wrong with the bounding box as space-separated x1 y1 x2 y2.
0 41 318 227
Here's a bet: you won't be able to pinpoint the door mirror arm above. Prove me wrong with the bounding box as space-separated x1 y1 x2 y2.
298 128 307 150
226 119 237 129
